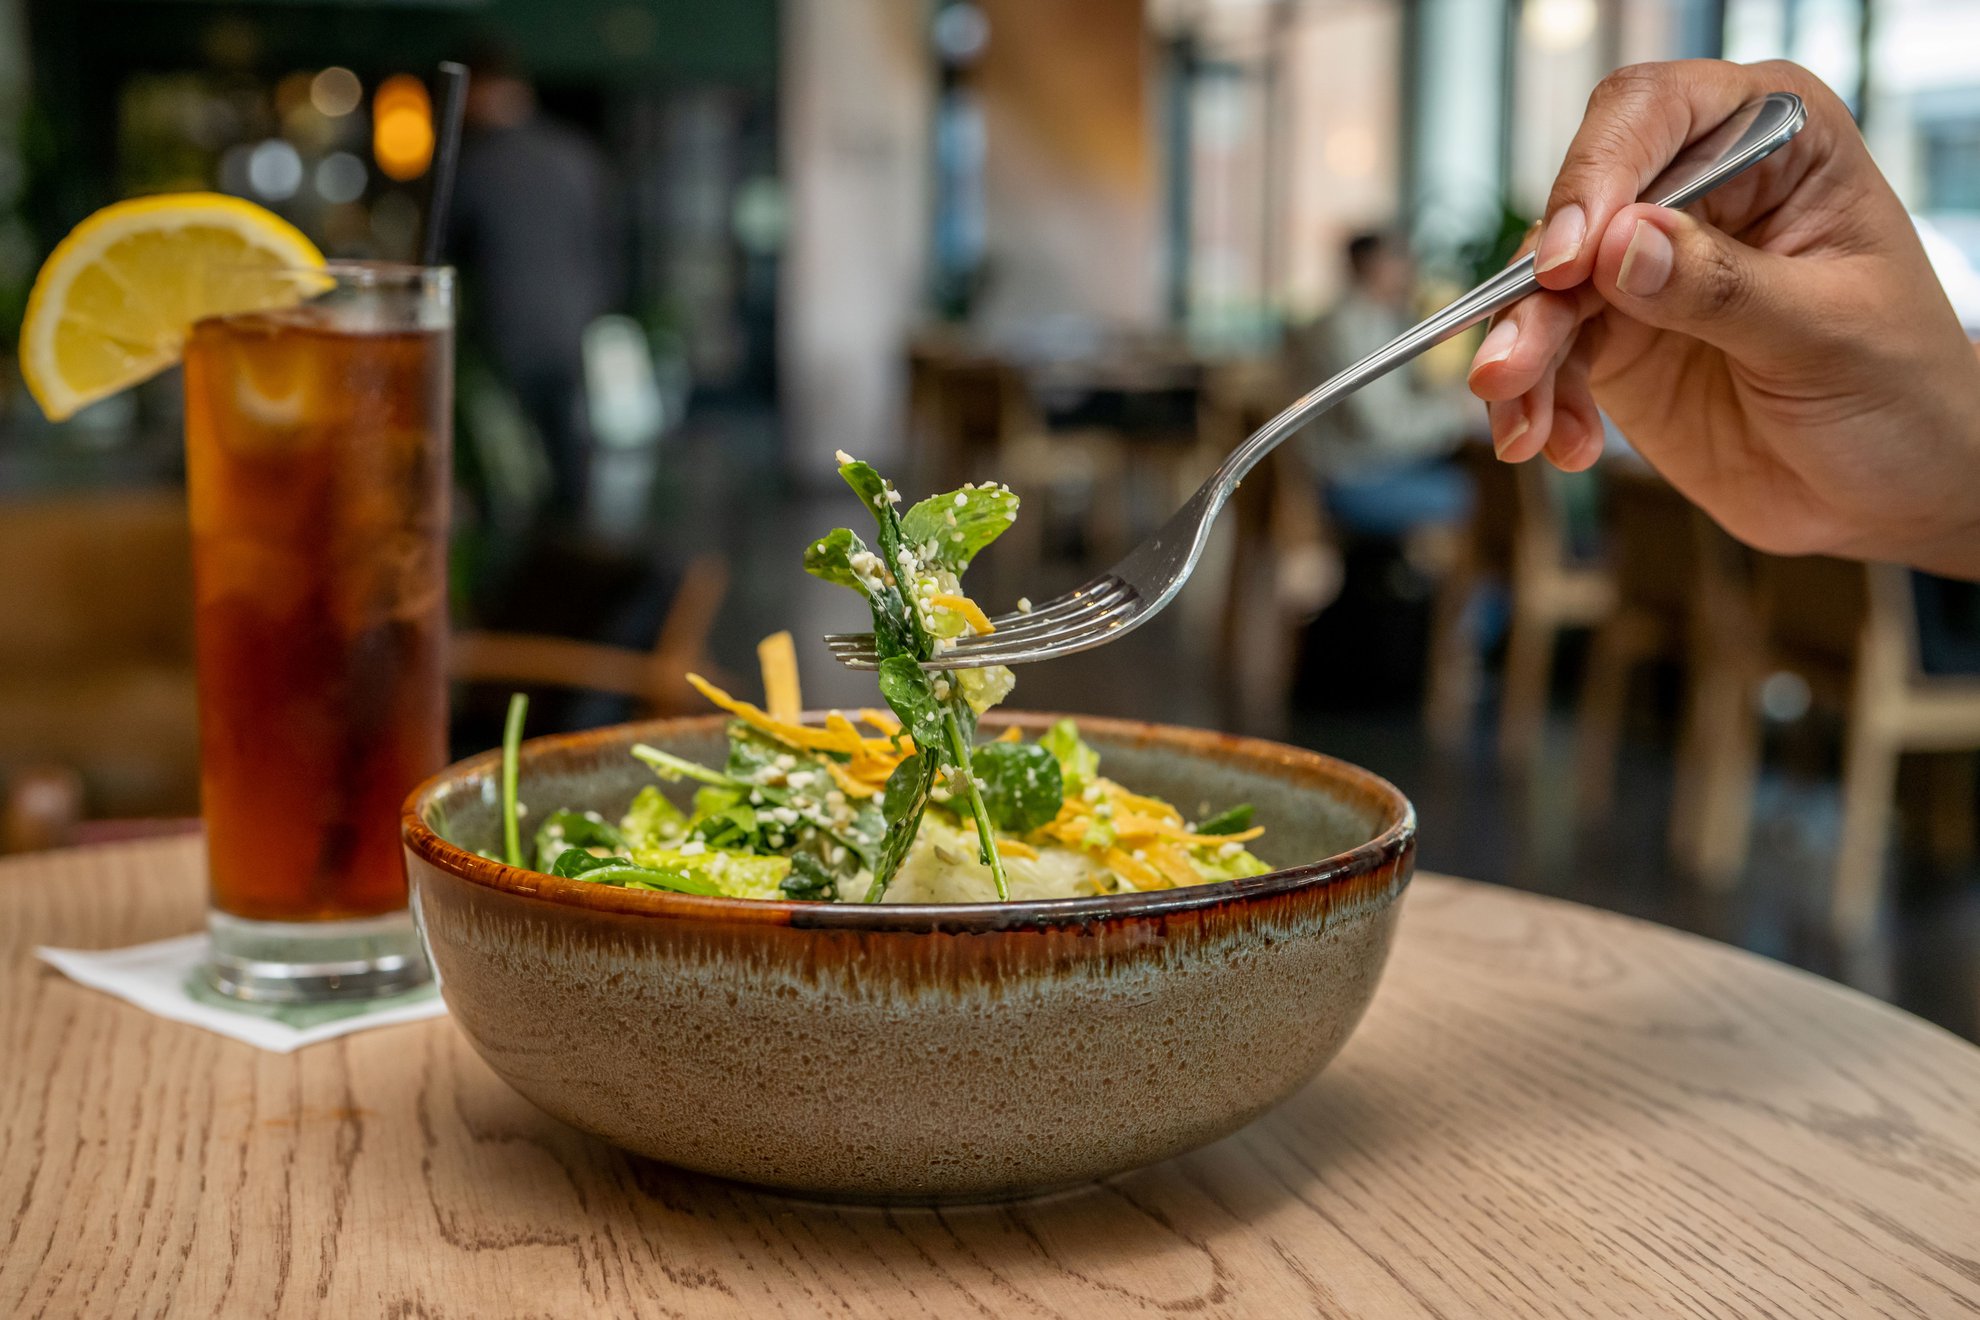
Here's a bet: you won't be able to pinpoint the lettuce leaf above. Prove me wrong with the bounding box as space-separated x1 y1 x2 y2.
620 787 687 851
1188 844 1272 884
629 844 792 899
1040 719 1100 795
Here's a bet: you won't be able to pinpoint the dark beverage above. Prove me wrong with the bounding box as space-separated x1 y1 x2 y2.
183 265 452 1000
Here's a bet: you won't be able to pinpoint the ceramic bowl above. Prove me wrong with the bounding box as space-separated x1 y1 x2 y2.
402 712 1415 1202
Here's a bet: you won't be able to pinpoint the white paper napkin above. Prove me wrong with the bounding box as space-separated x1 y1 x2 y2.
36 933 448 1053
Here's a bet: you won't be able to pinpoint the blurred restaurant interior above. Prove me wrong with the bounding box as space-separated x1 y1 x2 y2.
4 0 1980 1036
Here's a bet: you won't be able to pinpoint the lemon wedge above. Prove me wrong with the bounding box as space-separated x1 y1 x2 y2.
19 192 326 421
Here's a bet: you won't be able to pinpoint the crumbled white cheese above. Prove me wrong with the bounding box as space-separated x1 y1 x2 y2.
678 839 707 856
834 449 855 465
1017 597 1032 613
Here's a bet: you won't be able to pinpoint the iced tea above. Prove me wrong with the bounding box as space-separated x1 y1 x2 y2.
182 264 452 999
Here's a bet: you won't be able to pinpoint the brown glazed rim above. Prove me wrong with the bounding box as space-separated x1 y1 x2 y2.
401 711 1416 933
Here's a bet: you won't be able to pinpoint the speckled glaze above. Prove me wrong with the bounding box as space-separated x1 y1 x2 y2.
402 712 1415 1202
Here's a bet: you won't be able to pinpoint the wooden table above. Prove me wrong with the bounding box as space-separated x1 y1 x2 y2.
7 838 1980 1318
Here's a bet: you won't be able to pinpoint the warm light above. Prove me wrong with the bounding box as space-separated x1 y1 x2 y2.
310 66 363 118
1523 0 1597 51
1324 125 1378 179
374 74 427 116
372 75 433 181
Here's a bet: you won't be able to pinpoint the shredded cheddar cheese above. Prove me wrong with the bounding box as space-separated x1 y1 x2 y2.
757 631 802 723
930 593 995 634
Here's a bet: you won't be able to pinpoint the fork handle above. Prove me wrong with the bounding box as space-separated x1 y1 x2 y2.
1213 254 1539 496
1212 90 1805 497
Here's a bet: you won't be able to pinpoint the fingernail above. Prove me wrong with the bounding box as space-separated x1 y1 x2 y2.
1493 415 1530 460
1534 204 1586 274
1470 320 1519 375
1617 219 1674 297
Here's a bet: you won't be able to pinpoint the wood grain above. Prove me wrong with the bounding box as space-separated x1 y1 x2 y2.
5 837 1979 1318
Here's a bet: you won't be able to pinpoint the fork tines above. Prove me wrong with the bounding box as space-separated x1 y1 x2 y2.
824 574 1136 670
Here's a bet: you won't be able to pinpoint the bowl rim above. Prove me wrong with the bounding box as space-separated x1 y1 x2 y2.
401 711 1416 931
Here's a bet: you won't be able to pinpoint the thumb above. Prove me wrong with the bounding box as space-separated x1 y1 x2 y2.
1593 203 1800 360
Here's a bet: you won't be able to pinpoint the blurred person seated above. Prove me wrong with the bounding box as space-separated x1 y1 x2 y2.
449 44 621 522
1286 231 1477 546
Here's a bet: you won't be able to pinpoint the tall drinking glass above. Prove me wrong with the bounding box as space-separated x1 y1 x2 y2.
182 263 452 1002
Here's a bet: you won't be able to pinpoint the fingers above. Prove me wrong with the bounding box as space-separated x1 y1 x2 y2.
1473 317 1604 468
1529 59 1830 294
1467 283 1598 402
1543 337 1605 472
1484 332 1583 463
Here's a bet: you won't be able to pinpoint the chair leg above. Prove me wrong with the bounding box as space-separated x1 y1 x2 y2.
1669 673 1709 868
1681 669 1760 889
1498 606 1554 766
1833 728 1899 938
1424 567 1479 749
1574 619 1636 820
1923 752 1976 869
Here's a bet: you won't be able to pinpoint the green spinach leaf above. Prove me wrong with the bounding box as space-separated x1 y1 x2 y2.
781 851 838 901
802 526 872 593
876 655 945 750
872 752 939 898
1196 804 1255 835
899 484 1019 572
532 810 627 873
970 741 1065 834
550 849 727 896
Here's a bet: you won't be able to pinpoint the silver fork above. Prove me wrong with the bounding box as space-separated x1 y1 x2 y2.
829 92 1805 672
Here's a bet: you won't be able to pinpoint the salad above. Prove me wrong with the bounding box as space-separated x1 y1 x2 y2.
497 457 1269 903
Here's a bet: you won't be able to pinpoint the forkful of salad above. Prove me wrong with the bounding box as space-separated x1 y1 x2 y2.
826 91 1806 673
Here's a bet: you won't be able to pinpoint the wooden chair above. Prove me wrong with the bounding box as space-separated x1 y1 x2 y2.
1830 564 1980 932
1673 552 1980 935
1425 443 1614 762
905 337 1131 591
904 334 1031 497
0 490 200 844
1573 464 1706 818
449 554 731 716
1207 361 1341 733
1563 466 1775 877
1664 516 1769 884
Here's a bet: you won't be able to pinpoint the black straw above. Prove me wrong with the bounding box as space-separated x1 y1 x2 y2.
420 61 470 267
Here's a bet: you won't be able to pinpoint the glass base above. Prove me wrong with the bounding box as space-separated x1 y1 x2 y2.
205 909 431 1004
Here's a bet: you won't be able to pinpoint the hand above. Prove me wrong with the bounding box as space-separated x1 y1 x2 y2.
1467 59 1980 578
